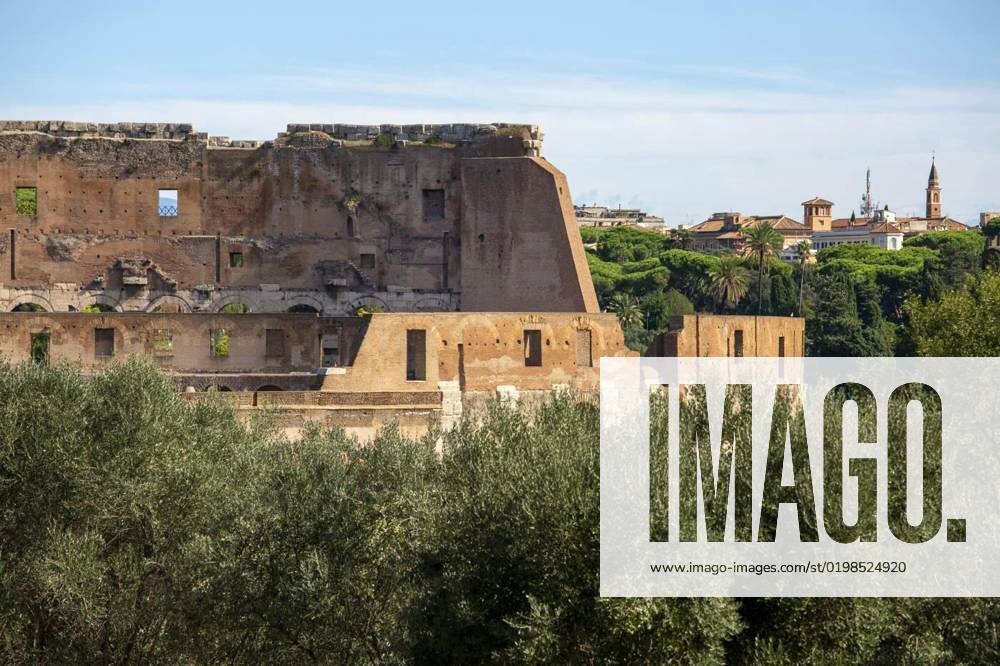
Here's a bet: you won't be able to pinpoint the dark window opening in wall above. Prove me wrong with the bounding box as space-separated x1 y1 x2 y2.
288 304 320 314
524 329 542 367
211 328 230 357
30 330 50 364
360 253 375 271
265 329 286 358
15 187 37 216
778 336 786 358
12 302 45 312
576 329 593 367
229 252 244 268
733 329 744 358
321 334 339 367
94 328 115 357
406 329 427 381
158 189 178 217
422 189 445 220
347 216 355 237
153 329 173 356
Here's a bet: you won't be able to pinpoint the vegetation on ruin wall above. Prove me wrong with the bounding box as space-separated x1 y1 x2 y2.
580 226 987 356
1 359 998 663
14 187 36 216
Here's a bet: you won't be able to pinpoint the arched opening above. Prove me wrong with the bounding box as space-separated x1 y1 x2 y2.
350 296 389 316
205 384 233 392
219 303 251 314
257 385 283 392
81 303 115 313
12 303 46 312
147 295 193 313
287 304 319 314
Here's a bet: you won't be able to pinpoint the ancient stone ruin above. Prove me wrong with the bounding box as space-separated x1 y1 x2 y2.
0 120 627 436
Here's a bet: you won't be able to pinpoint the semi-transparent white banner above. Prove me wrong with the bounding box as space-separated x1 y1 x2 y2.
599 357 1000 597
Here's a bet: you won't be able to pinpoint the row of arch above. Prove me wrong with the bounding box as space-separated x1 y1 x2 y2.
5 293 453 314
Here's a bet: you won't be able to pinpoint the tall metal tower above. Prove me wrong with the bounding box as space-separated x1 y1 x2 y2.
859 168 874 218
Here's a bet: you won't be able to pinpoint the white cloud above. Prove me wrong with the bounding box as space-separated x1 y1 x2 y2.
4 68 999 224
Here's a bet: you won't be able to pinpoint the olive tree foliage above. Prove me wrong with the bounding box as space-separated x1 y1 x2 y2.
2 361 1000 663
411 396 741 664
0 359 436 664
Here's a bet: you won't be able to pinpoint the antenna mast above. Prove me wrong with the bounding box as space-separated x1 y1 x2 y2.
860 167 874 218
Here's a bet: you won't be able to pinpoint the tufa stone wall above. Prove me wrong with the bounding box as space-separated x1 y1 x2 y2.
320 311 633 393
646 314 805 357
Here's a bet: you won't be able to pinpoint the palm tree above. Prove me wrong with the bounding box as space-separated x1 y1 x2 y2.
795 240 811 315
708 255 751 311
741 222 785 314
608 294 643 330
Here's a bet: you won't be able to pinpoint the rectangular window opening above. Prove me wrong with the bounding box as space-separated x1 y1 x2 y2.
152 329 174 356
778 336 786 358
229 252 244 268
422 188 445 221
733 329 744 358
524 329 542 367
321 334 339 367
360 253 375 271
211 328 230 357
30 330 50 364
265 329 286 358
406 329 427 381
15 187 37 217
576 329 593 367
94 328 115 357
158 189 178 217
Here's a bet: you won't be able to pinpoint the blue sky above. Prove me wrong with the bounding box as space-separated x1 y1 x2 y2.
3 0 999 224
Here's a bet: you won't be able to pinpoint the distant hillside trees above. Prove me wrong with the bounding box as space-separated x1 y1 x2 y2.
581 227 796 351
580 226 985 356
906 271 1000 356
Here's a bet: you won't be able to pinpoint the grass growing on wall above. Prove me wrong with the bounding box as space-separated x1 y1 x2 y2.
15 187 36 216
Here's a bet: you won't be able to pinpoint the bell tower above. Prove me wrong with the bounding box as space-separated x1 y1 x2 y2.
926 156 941 218
802 197 833 231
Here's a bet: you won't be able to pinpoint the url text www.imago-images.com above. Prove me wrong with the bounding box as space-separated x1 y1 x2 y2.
599 357 1000 597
